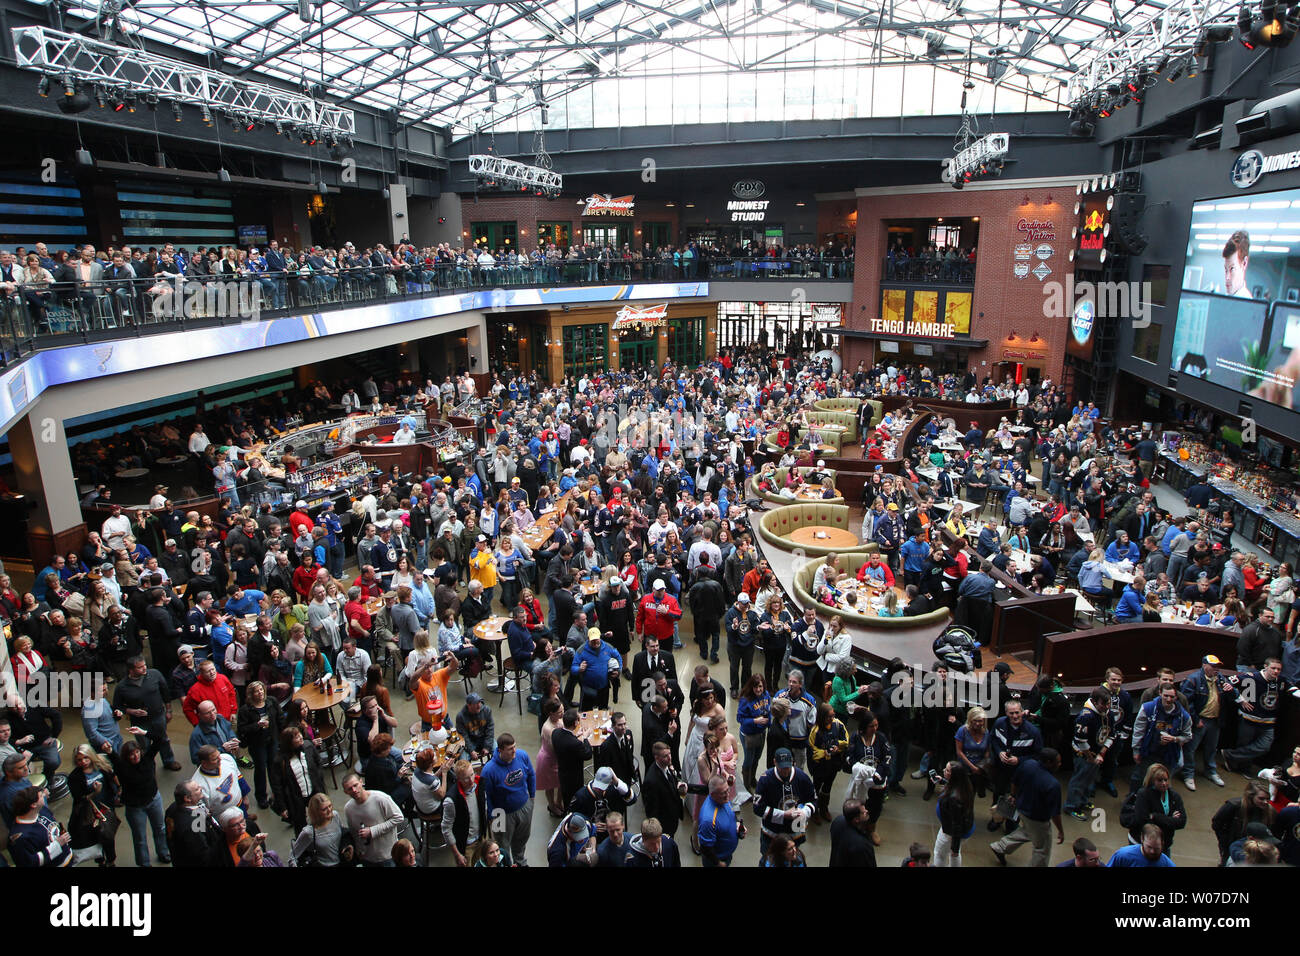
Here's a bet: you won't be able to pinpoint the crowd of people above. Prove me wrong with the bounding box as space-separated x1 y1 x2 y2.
1 345 1299 869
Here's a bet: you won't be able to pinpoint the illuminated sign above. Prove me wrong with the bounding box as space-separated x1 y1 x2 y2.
1016 218 1058 242
1071 299 1096 346
732 180 766 199
869 318 956 339
1228 148 1300 188
727 200 770 222
583 194 635 216
1077 196 1111 269
612 302 669 329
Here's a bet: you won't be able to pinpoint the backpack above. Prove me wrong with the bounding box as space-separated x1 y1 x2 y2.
1119 790 1140 830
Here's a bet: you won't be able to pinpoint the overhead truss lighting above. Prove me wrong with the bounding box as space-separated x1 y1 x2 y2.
11 25 355 138
468 153 561 197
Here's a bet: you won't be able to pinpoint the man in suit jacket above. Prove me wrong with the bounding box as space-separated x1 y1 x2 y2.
687 664 727 711
640 741 697 840
552 707 593 809
631 636 677 702
594 712 639 815
640 693 677 768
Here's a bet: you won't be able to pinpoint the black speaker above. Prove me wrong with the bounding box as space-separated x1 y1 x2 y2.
1114 192 1147 254
1116 170 1143 193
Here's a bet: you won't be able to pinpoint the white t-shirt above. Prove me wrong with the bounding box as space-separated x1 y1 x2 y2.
101 514 132 550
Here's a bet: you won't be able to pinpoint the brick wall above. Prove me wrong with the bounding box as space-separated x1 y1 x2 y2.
847 183 1070 381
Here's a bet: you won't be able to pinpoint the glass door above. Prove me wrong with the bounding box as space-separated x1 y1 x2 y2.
618 334 657 371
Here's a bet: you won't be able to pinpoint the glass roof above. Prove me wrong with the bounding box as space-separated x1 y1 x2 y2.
58 0 1174 134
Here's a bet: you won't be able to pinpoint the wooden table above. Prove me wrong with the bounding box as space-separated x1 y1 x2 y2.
831 580 910 617
579 576 602 598
293 677 355 711
115 468 149 479
788 526 861 549
577 709 613 747
795 486 837 501
365 596 384 615
400 728 465 767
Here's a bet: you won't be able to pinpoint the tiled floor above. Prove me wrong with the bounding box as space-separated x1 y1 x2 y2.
19 476 1253 867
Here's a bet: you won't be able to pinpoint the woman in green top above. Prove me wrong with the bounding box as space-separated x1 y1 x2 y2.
828 659 871 722
472 839 507 867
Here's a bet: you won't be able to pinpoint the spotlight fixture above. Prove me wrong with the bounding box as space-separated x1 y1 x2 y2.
37 74 51 97
112 89 126 111
124 90 137 112
145 92 159 111
94 86 107 109
246 115 257 132
200 104 213 125
218 168 232 182
57 89 91 114
62 73 75 96
172 100 183 121
1240 2 1257 48
274 120 285 135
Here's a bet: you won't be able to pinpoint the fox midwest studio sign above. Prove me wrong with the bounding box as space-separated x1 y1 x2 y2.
583 194 636 216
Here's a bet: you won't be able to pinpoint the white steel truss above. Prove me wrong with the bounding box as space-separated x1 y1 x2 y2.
11 24 356 135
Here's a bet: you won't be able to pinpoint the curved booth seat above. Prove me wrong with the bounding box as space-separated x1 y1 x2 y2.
800 409 859 444
747 467 844 506
764 428 844 459
791 552 951 630
758 503 873 557
813 397 883 429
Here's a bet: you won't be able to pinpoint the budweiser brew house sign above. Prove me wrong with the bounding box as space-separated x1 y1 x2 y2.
612 303 668 330
583 194 636 217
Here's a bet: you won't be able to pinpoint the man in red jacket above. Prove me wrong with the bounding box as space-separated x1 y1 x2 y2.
636 580 682 648
182 658 238 724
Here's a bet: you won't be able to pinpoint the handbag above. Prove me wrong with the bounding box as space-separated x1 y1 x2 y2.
85 800 121 842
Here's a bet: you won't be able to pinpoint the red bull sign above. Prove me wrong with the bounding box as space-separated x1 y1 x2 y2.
612 303 668 329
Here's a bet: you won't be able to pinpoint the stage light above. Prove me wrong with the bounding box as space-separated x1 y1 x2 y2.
172 101 183 121
37 74 51 97
94 86 107 109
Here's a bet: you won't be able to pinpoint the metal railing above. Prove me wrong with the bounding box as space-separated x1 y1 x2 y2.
882 257 975 285
0 256 857 363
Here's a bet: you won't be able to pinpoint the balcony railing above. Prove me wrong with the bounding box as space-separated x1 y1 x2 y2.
0 256 855 363
882 256 975 285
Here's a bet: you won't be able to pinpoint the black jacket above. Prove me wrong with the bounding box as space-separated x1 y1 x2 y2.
1128 784 1187 848
165 800 220 866
828 814 877 867
270 741 326 815
686 576 727 624
640 761 702 839
552 726 593 805
631 649 677 699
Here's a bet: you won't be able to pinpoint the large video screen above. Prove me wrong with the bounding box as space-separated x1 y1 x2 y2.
1170 188 1300 412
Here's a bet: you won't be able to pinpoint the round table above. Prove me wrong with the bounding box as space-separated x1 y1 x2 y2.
795 486 837 501
579 577 601 598
473 617 511 679
577 709 613 747
832 581 910 617
365 597 384 615
156 456 187 467
115 468 149 480
815 444 838 456
788 526 861 549
293 678 355 711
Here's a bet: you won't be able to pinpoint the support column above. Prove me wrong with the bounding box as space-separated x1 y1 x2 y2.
8 413 86 564
466 313 489 396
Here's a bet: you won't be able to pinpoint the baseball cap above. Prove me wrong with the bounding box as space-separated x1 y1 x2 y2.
653 580 666 590
295 500 307 508
737 593 751 604
477 534 487 542
178 644 194 656
565 813 591 838
774 748 794 769
887 503 899 511
592 768 615 791
422 568 436 577
511 476 520 484
587 627 602 641
817 459 826 468
1203 654 1223 666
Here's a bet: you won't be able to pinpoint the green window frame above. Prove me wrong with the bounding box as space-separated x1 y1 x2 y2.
563 323 608 379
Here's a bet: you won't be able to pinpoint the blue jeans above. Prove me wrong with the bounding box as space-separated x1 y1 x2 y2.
125 792 168 866
1226 720 1274 767
1066 754 1100 809
741 731 765 780
1182 716 1220 778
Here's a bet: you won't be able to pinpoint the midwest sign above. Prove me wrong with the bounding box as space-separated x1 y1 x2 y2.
727 200 770 222
612 303 668 329
583 194 636 216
